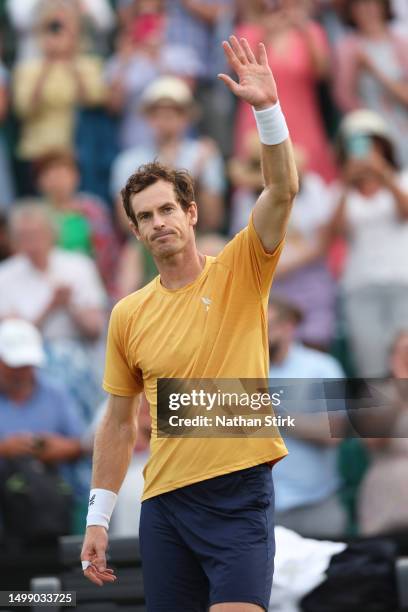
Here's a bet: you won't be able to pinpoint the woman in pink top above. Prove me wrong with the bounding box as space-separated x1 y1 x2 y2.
234 0 338 183
334 0 408 166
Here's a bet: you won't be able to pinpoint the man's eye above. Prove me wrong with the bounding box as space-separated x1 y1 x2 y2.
164 207 173 213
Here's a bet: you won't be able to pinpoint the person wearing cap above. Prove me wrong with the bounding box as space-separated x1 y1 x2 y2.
0 318 85 476
327 109 408 377
334 0 408 166
81 36 298 611
110 75 226 233
267 297 347 539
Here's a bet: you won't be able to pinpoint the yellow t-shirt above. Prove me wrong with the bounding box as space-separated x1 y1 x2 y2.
103 214 288 500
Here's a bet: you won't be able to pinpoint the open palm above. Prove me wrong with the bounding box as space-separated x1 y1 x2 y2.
219 36 278 110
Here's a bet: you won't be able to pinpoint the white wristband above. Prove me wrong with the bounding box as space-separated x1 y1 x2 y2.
86 488 118 530
253 102 289 145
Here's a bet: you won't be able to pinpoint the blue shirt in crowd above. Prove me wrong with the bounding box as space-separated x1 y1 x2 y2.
270 343 344 512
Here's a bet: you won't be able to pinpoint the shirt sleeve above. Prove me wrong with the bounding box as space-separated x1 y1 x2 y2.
217 212 285 299
103 302 144 396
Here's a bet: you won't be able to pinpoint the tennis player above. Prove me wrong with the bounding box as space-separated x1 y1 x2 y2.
81 36 298 611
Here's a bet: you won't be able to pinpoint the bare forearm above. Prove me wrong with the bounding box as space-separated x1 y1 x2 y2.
261 139 298 199
92 414 138 493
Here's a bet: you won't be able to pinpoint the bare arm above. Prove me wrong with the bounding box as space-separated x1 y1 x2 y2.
91 393 140 492
219 36 298 253
81 394 139 587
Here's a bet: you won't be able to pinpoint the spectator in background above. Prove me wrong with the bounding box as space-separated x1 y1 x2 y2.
35 151 120 299
230 138 337 349
358 330 408 535
105 7 202 151
0 203 106 348
12 0 106 194
0 204 107 417
268 297 347 538
165 0 235 154
0 54 14 210
6 0 116 60
314 0 350 45
328 110 408 377
235 0 338 182
273 146 337 350
0 318 85 501
111 76 225 232
334 0 408 166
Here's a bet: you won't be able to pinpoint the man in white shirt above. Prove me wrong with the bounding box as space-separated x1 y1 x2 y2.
0 203 107 345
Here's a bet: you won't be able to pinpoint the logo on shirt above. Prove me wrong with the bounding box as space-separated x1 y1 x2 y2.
201 297 212 312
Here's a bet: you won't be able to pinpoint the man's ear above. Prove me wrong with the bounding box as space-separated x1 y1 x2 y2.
188 201 198 227
129 221 140 241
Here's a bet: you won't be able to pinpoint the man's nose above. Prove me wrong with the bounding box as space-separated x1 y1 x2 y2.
152 214 165 229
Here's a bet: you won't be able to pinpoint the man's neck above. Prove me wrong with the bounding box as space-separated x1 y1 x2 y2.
156 246 206 290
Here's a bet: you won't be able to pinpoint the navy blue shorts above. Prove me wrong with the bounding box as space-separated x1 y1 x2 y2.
139 464 275 611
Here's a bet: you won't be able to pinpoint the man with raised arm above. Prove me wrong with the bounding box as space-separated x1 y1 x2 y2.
81 36 298 612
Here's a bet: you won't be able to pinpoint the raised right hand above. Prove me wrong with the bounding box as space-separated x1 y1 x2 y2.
80 526 117 587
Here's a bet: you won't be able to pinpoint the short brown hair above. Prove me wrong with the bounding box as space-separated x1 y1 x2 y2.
342 0 393 27
121 161 196 226
34 150 77 181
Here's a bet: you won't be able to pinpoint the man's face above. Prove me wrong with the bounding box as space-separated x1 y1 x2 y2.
0 361 35 396
146 103 190 141
129 180 197 259
38 163 78 202
12 217 54 264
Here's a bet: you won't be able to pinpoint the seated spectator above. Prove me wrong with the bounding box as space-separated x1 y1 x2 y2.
0 204 107 344
328 110 408 377
334 0 408 166
358 330 408 535
0 55 14 210
268 297 347 538
111 76 226 232
0 204 107 418
0 318 85 505
234 0 338 182
12 0 106 193
6 0 116 60
35 151 120 299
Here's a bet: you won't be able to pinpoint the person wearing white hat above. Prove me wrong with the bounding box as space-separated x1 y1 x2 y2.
327 109 408 377
0 318 84 469
110 75 226 234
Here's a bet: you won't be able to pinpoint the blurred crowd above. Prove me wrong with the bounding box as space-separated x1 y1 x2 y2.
1 0 408 544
